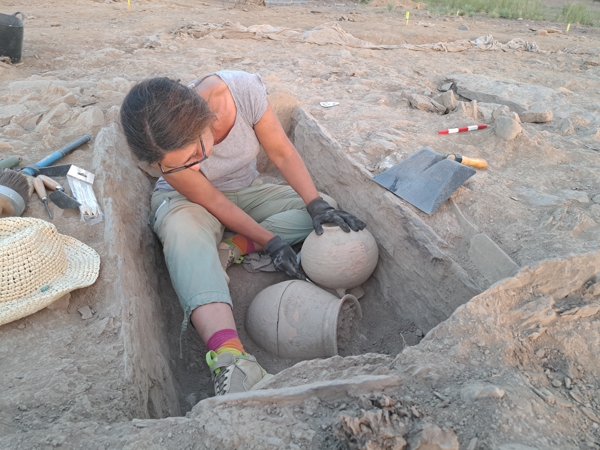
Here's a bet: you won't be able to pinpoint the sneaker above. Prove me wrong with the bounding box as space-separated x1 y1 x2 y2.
206 351 269 396
217 242 243 284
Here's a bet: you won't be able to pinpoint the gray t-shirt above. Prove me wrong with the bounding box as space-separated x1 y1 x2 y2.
154 70 268 192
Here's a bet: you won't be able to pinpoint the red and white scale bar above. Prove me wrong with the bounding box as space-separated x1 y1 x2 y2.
438 124 487 135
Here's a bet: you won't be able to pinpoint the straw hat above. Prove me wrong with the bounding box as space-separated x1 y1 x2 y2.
0 217 100 327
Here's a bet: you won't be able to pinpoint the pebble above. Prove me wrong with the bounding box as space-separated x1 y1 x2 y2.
551 379 562 388
77 306 93 320
580 406 600 423
459 25 469 31
495 116 522 141
565 377 572 389
520 109 553 123
461 383 505 401
17 323 25 329
416 329 424 337
570 391 585 404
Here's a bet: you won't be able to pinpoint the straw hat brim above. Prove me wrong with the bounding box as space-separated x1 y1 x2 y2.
0 234 100 327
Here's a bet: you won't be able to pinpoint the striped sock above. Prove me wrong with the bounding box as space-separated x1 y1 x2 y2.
222 234 256 256
206 329 245 357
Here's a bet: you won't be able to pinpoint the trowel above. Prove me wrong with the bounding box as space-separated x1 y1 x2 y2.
373 147 485 215
37 174 81 209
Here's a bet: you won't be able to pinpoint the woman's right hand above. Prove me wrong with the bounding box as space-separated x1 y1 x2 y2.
263 236 306 280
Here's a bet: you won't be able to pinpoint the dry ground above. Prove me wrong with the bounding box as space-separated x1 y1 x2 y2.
1 0 600 449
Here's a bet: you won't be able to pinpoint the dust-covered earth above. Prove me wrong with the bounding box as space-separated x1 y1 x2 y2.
1 0 600 448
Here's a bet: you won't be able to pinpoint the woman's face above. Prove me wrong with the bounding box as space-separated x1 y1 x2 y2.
157 128 214 174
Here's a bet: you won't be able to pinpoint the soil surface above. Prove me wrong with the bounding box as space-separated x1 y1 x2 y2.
1 0 600 449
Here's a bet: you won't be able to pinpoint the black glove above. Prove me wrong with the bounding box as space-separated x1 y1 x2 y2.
263 235 306 280
306 197 367 236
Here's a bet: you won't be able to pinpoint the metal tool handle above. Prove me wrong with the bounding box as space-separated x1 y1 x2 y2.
37 174 63 191
21 135 91 176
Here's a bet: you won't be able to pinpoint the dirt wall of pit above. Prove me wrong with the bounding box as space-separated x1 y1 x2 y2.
0 124 180 437
290 106 482 331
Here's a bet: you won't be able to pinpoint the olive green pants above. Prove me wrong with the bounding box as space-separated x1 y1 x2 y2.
150 183 336 321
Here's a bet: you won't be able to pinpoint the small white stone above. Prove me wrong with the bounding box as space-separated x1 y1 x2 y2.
77 305 93 320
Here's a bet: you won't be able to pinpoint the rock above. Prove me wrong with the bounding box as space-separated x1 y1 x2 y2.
433 91 458 112
466 438 478 450
565 377 572 389
551 379 562 388
492 105 511 120
77 305 93 320
449 74 559 114
535 348 546 358
74 106 105 129
520 109 553 123
557 87 573 95
47 293 71 311
536 30 548 36
580 406 600 423
408 422 459 450
408 94 447 114
561 190 589 203
495 116 522 140
460 383 505 401
476 104 494 122
454 101 477 120
0 104 27 126
439 82 453 92
416 329 424 337
468 234 519 284
508 112 521 123
2 125 23 137
559 119 574 135
592 195 600 204
459 25 469 31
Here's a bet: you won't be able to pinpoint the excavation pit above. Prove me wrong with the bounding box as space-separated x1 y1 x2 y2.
0 104 487 426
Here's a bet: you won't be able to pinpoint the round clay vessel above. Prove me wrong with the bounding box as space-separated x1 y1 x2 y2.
300 224 379 291
245 280 362 359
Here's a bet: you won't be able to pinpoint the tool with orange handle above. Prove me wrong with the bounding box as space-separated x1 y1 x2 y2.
446 154 488 169
33 177 53 219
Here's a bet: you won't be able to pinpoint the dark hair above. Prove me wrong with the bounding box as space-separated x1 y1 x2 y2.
120 77 215 164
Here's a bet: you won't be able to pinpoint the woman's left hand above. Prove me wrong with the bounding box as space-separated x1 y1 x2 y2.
307 197 366 235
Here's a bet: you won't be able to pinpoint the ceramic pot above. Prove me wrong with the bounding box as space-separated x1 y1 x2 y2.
245 280 362 359
300 224 379 292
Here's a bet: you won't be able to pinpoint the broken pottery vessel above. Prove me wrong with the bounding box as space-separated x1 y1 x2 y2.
300 224 379 297
246 280 362 359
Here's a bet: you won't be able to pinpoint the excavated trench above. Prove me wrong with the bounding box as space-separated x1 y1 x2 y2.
93 103 484 418
0 100 498 440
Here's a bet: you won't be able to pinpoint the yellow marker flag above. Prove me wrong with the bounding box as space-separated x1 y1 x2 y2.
566 23 571 33
405 11 410 25
128 0 131 11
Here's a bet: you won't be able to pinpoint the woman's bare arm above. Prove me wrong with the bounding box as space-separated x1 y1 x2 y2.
254 105 320 205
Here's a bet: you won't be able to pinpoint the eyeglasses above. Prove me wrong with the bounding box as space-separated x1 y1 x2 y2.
158 136 208 175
